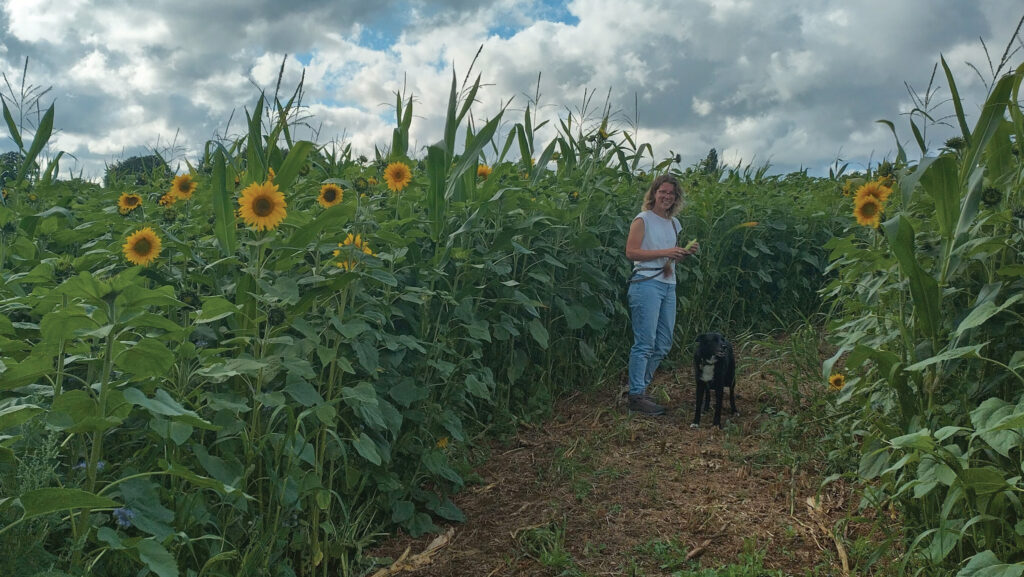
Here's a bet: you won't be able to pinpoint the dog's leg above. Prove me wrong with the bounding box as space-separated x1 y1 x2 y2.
692 381 705 427
713 386 724 428
730 384 739 416
702 381 711 411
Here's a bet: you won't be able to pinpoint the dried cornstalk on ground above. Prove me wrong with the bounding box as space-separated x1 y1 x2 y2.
806 496 850 576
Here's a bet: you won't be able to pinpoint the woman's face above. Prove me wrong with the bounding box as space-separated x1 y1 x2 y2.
654 182 678 212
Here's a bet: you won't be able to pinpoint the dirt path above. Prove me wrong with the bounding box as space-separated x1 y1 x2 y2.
368 355 855 576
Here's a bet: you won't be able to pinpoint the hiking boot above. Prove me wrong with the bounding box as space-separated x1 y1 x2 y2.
628 394 665 416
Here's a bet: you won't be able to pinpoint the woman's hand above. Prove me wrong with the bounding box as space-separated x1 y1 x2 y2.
664 246 690 260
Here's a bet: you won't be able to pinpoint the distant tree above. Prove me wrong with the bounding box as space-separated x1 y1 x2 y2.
699 148 719 175
0 151 24 186
104 154 172 188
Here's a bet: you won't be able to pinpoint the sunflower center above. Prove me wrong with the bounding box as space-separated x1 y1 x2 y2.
126 196 139 206
253 196 274 217
861 203 878 217
324 189 337 202
134 239 152 255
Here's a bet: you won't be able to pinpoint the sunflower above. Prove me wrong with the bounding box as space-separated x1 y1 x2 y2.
383 162 412 192
477 164 492 179
267 167 276 182
118 192 143 214
318 183 343 208
739 221 758 228
436 437 450 449
855 181 893 205
854 195 883 228
170 174 197 200
367 176 378 186
238 181 287 231
828 374 845 391
123 227 162 266
333 233 375 271
158 192 178 206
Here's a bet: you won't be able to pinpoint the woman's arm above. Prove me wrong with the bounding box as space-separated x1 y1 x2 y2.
625 218 690 261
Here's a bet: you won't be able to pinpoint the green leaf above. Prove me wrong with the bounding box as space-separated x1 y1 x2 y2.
136 538 180 577
273 140 313 191
882 215 941 341
905 344 986 372
115 338 176 379
1 95 23 150
528 318 549 349
955 294 1023 337
123 388 218 430
0 352 54 390
389 379 428 408
958 467 1009 496
15 103 54 187
889 429 934 451
391 500 414 523
0 404 43 431
970 398 1024 458
957 550 1024 577
464 373 491 400
918 154 959 242
352 433 381 465
286 201 355 248
210 147 238 257
195 296 240 323
17 487 118 518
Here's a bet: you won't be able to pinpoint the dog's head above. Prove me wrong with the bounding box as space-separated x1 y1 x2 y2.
695 332 730 362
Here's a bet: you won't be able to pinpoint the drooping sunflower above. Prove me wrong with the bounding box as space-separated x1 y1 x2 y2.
477 164 492 179
333 233 375 271
238 181 287 231
118 193 143 214
318 183 344 208
383 162 412 192
828 374 845 391
855 181 892 205
170 174 197 200
123 227 162 266
854 195 883 228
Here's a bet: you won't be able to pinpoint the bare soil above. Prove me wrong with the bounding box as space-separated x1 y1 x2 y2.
368 350 868 576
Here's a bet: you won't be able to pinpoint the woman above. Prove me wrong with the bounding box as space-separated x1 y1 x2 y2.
624 174 698 415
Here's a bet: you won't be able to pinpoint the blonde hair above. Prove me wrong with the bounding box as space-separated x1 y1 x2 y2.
641 174 683 216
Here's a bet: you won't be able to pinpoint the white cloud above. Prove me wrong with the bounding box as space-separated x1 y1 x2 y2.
0 0 1020 180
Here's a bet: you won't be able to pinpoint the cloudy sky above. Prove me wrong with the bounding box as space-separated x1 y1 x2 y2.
1 0 1022 181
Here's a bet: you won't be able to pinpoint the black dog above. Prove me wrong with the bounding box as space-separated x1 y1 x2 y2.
691 332 737 428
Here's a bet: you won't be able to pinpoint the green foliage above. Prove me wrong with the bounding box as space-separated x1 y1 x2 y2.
0 63 850 577
823 55 1024 573
103 154 173 188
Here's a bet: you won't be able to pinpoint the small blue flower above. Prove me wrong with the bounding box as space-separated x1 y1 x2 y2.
112 507 135 529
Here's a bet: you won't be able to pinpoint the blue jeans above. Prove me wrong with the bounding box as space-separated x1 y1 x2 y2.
627 278 676 396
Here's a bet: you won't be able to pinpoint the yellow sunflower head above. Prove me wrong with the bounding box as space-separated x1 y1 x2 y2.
854 195 883 228
334 233 376 271
118 192 143 214
123 227 162 266
368 176 378 186
318 183 344 208
158 192 178 206
477 164 492 179
238 181 287 231
383 161 412 192
170 174 197 200
855 181 892 205
828 374 845 391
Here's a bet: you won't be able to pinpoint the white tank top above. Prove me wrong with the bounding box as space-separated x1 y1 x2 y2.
633 211 680 285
